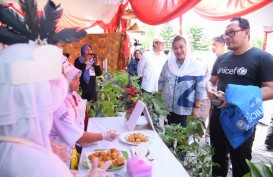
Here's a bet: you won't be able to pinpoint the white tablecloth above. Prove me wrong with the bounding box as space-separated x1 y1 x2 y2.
78 117 190 177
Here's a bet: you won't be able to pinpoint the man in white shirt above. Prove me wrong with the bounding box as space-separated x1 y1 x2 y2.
137 37 167 92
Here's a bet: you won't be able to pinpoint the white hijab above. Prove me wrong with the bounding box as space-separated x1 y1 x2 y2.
167 36 205 77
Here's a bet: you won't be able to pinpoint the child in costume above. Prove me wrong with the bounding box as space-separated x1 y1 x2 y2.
0 0 115 176
50 59 118 169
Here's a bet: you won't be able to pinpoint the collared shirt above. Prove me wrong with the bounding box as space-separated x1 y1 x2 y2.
137 50 167 92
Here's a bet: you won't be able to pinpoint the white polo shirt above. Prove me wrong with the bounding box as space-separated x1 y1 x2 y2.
137 50 167 92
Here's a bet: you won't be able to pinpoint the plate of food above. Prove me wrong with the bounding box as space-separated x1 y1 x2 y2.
120 130 154 145
83 148 128 171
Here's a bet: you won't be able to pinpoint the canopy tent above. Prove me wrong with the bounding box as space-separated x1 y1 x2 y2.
3 0 272 31
1 0 273 67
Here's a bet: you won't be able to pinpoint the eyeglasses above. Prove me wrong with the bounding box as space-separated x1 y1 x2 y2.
221 29 244 38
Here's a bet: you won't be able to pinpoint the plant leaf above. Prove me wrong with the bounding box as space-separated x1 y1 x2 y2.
246 160 263 177
262 163 273 177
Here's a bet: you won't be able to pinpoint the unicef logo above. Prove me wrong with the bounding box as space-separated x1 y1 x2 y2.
237 67 247 75
237 120 248 130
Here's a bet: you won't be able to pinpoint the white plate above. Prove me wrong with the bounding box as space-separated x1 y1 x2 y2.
120 130 154 145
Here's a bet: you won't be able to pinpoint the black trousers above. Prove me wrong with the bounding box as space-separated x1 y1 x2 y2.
210 107 255 177
82 92 97 102
265 121 273 150
166 112 187 127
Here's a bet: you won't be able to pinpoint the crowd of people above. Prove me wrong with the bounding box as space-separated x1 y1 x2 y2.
131 17 273 177
1 1 273 176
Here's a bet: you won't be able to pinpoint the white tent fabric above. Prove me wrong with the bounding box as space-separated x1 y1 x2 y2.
1 0 125 28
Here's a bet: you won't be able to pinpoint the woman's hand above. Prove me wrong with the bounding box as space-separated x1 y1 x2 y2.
50 140 70 162
102 130 119 141
192 107 200 117
93 56 100 65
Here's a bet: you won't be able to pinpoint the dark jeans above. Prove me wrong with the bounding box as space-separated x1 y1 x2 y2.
166 112 187 127
210 107 255 177
265 121 273 150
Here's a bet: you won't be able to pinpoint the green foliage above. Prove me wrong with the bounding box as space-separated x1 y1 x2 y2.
140 25 157 49
159 23 177 49
250 37 263 49
112 71 129 88
187 25 210 52
162 116 214 177
88 75 123 117
244 160 273 177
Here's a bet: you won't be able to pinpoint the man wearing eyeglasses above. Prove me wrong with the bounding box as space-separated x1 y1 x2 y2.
206 17 273 177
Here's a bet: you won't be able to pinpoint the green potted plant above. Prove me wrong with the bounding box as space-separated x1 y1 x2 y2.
162 116 215 177
119 84 140 119
88 74 123 117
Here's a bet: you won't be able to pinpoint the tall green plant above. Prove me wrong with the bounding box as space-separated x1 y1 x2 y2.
162 116 214 177
87 71 141 117
88 76 123 117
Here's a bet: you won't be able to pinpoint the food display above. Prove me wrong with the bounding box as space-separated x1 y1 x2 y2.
125 133 149 144
87 148 126 169
120 130 153 145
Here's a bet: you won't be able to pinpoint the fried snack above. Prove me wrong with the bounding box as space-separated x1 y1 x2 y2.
88 154 96 161
126 133 149 144
88 149 125 170
100 151 107 156
140 136 148 142
111 152 119 159
116 157 125 166
128 136 135 142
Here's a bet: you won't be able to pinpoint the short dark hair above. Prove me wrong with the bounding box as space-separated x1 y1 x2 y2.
134 49 142 57
230 17 250 30
213 36 225 44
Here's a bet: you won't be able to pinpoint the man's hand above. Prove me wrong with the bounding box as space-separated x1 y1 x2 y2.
207 86 218 99
215 92 230 108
